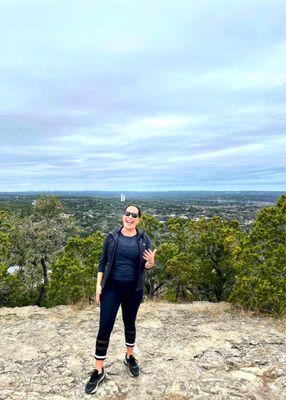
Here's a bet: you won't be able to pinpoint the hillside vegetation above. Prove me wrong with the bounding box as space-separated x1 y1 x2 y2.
0 194 285 316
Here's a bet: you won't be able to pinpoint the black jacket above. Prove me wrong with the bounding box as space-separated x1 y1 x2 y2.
98 225 153 291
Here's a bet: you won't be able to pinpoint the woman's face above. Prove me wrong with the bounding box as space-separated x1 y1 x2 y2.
122 206 140 230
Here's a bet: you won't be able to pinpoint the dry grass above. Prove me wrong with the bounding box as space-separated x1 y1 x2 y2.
229 305 286 333
263 316 286 334
70 298 286 333
186 301 232 316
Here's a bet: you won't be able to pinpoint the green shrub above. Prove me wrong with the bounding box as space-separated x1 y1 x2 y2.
230 195 286 316
47 232 104 306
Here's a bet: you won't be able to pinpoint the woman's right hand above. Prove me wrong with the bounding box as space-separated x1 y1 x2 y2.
95 285 102 306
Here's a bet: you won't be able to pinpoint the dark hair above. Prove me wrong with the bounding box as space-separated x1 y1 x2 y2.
124 204 142 218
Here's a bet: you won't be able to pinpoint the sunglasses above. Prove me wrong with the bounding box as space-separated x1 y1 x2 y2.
124 211 139 218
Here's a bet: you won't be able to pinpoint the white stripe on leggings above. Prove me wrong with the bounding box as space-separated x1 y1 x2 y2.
125 342 135 346
95 354 106 359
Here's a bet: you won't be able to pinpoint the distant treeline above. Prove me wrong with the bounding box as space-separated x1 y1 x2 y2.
0 194 285 316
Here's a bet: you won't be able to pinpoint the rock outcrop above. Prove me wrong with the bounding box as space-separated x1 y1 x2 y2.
0 301 285 400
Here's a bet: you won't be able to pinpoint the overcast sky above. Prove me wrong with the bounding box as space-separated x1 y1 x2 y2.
0 0 285 191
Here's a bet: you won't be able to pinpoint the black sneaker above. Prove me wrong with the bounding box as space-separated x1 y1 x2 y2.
124 354 140 377
85 368 106 394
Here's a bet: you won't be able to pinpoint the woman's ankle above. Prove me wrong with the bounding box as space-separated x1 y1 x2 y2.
95 362 104 372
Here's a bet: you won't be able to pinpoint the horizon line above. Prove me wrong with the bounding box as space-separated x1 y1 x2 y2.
0 190 285 194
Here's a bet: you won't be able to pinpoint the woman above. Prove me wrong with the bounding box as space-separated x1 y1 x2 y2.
85 204 156 394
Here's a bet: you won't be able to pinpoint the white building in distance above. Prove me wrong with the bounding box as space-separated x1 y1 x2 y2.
120 193 125 202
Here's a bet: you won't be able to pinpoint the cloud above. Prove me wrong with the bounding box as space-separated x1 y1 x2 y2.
0 0 285 191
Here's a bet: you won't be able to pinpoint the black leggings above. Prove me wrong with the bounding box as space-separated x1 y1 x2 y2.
95 278 143 360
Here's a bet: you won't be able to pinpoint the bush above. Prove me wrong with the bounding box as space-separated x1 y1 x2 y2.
47 232 104 306
230 195 286 316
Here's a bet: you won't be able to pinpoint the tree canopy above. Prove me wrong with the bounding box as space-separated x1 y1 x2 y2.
1 194 285 316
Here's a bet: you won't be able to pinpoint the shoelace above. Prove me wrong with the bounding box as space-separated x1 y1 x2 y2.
127 355 137 368
89 369 100 380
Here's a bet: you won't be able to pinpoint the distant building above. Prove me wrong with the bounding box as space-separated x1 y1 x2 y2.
7 265 20 274
120 193 125 202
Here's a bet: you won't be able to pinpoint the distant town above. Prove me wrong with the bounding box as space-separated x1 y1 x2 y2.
0 191 284 235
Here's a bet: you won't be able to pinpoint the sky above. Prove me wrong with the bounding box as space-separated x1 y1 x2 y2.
0 0 285 192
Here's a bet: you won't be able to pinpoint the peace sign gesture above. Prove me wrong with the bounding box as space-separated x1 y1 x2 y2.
143 248 157 269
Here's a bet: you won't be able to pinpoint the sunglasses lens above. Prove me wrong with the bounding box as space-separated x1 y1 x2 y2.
124 211 138 218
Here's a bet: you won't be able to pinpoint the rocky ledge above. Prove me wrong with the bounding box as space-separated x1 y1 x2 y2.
0 301 285 400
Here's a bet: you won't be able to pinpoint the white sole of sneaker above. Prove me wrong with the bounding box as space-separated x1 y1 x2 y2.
86 372 106 394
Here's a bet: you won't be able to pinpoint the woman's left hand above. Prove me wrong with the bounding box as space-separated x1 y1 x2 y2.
143 248 157 269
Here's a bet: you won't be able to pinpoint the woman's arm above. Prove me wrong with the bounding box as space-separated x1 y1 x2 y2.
96 272 103 287
96 233 110 305
95 272 103 305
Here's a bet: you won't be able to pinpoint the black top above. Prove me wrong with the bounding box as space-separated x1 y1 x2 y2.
98 225 153 291
109 231 140 281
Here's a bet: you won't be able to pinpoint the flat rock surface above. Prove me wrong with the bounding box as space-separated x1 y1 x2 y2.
0 301 285 400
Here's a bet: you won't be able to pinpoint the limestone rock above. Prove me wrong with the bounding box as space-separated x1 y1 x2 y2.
0 301 285 399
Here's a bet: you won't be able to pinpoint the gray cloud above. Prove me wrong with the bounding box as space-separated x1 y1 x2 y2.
0 0 285 191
